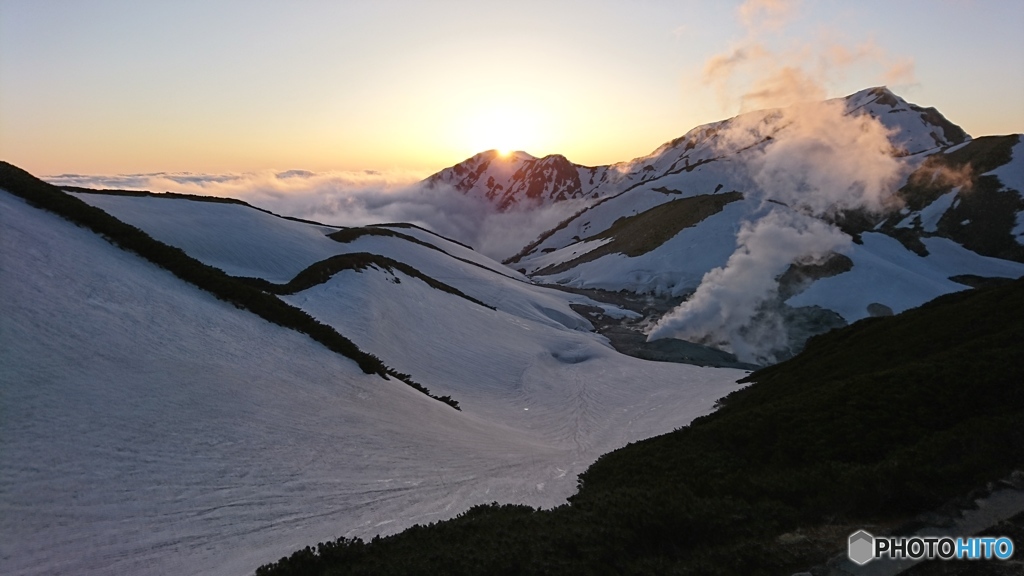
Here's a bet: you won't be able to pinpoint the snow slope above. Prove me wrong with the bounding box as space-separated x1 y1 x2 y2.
70 192 344 283
281 262 737 453
72 191 602 334
375 223 528 280
1 189 745 575
787 233 1024 322
531 199 750 295
71 192 529 284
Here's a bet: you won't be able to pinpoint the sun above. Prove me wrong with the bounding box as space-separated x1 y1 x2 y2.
463 105 542 157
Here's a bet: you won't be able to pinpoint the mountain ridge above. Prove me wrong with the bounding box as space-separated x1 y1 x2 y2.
488 87 1022 364
424 149 613 210
426 87 971 215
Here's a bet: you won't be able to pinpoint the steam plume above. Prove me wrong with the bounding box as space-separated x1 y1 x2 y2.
649 0 909 364
647 99 904 363
648 210 849 364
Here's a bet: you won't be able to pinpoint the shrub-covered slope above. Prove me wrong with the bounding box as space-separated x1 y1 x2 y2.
257 276 1024 575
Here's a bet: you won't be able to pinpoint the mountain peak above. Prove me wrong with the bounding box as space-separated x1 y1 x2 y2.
425 149 607 210
851 85 900 103
477 150 537 162
843 86 970 152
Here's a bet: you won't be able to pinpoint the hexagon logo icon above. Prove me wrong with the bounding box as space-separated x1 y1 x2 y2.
848 530 875 565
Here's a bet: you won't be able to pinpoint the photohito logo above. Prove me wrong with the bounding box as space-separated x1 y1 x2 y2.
848 530 1015 565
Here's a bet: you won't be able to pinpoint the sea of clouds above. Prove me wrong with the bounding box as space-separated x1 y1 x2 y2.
46 170 586 261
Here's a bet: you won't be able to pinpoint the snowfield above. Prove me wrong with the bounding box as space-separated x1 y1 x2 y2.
0 190 746 576
532 199 749 295
787 233 1024 322
69 193 345 283
282 264 737 453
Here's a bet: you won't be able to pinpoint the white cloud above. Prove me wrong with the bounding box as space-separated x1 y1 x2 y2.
46 169 583 261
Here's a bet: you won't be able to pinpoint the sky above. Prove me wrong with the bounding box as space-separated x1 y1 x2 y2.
1 0 1023 177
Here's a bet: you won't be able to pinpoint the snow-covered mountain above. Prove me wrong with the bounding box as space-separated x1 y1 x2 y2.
0 170 744 576
506 87 978 261
426 87 971 214
514 132 1023 298
423 150 621 210
498 88 1023 363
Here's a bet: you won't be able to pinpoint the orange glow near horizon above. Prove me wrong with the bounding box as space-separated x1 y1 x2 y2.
460 104 546 159
3 4 1022 178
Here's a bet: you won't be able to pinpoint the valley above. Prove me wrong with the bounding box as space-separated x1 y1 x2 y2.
2 86 1022 575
